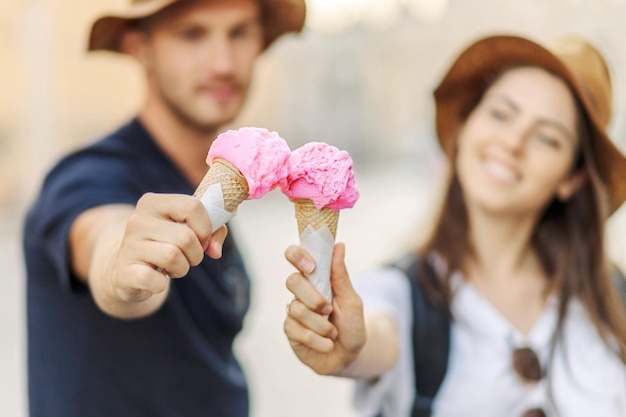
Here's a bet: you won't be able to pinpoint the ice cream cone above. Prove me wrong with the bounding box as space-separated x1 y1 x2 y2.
293 199 339 303
194 158 249 212
193 157 249 232
294 199 339 238
281 142 359 305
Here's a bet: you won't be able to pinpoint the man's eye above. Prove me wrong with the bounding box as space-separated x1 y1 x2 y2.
231 25 257 39
231 23 261 40
181 27 204 41
231 27 248 39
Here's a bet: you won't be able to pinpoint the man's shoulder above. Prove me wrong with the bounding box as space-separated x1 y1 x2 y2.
27 118 155 206
77 118 150 155
51 118 152 174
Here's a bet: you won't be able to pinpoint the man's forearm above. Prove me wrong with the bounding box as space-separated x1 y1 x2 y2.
70 205 169 319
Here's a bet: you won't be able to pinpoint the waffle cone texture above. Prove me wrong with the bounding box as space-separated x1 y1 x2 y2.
294 199 339 239
193 158 249 212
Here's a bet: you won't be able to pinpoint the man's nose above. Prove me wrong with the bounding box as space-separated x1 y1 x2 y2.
205 38 235 75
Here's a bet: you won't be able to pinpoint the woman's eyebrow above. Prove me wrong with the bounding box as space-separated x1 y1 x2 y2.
534 119 576 143
485 92 576 142
483 92 519 112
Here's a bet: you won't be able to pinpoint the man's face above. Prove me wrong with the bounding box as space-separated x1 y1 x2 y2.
138 0 264 133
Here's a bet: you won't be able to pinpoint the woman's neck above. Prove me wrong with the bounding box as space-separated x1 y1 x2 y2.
465 207 551 334
466 206 541 281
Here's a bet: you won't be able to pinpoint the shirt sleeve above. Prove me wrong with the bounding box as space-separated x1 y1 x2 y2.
351 267 415 417
25 148 144 291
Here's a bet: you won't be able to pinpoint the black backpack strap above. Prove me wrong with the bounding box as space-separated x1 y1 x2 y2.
612 264 626 305
390 255 451 417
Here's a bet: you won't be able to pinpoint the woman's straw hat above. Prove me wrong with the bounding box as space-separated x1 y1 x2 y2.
88 0 306 52
434 34 626 212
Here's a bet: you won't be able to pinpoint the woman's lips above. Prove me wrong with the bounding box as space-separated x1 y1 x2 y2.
483 157 520 184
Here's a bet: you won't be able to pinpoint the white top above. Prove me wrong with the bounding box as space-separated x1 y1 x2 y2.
352 267 626 417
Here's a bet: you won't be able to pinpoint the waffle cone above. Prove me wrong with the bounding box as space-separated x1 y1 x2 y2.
193 158 249 213
294 199 339 239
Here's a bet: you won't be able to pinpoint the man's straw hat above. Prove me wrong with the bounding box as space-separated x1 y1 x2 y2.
434 34 626 213
88 0 306 52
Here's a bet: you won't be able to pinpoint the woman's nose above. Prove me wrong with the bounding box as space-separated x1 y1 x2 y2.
500 125 529 153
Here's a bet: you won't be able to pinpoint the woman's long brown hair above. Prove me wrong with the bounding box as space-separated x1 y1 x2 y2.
417 70 626 363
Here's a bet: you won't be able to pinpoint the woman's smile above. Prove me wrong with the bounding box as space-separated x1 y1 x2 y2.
482 155 521 185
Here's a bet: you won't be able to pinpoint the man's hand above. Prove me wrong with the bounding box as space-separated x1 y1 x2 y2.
70 193 227 319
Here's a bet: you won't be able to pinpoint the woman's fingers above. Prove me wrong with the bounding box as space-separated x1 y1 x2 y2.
286 298 338 340
284 311 335 353
285 271 332 316
285 244 316 275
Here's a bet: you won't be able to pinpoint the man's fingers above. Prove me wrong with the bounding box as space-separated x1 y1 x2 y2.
128 193 222 267
136 192 214 249
115 263 170 298
125 215 205 268
205 225 228 259
129 240 190 278
180 197 214 247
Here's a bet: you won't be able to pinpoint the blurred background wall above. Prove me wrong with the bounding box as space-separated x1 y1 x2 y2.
4 0 626 210
2 1 626 416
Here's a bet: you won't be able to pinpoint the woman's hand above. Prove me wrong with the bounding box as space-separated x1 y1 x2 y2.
284 243 366 375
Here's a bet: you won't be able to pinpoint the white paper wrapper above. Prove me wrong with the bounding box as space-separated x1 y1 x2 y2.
199 183 237 233
299 224 336 301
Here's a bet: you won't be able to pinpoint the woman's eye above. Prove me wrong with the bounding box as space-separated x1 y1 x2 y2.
534 132 560 148
489 108 509 121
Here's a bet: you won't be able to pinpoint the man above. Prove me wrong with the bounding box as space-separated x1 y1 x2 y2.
22 0 305 416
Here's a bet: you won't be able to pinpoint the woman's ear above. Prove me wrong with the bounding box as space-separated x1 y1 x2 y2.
556 169 587 202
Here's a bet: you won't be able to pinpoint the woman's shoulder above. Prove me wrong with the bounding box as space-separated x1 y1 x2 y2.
355 264 410 296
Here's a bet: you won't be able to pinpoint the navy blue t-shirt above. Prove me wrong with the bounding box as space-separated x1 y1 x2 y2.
23 119 251 417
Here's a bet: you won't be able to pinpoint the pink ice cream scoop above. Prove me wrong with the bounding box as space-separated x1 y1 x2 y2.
281 141 359 304
207 127 291 199
193 127 290 233
280 141 359 210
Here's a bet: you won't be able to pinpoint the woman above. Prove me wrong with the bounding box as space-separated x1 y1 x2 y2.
283 34 626 417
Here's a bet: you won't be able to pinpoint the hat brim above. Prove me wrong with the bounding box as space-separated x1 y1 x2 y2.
433 35 626 213
88 0 306 53
88 0 179 52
